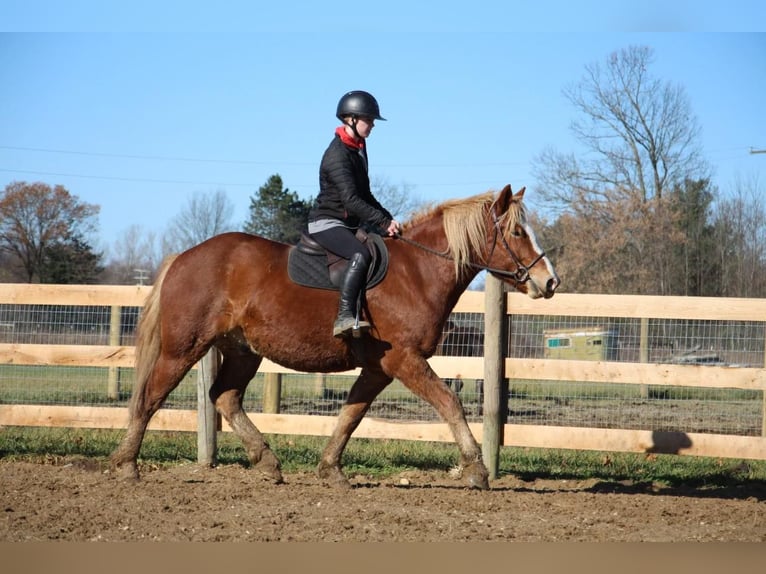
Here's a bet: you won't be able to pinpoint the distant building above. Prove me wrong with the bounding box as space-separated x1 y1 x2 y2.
543 326 619 361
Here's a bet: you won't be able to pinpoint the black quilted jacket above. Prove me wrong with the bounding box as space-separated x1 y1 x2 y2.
308 133 393 229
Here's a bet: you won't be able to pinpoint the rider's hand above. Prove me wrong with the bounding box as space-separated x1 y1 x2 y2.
386 219 402 236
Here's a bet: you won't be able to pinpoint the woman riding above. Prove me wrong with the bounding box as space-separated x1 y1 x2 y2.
308 90 402 337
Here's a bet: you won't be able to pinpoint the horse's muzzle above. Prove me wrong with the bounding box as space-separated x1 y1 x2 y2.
544 275 561 298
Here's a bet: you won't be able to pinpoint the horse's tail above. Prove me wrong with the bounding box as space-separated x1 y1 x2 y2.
129 254 178 418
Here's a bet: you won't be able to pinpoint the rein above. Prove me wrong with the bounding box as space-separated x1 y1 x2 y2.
394 211 546 284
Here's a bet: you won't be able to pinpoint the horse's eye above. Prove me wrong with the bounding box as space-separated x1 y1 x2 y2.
510 226 526 239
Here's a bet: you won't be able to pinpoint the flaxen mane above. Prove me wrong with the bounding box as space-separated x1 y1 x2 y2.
403 190 526 277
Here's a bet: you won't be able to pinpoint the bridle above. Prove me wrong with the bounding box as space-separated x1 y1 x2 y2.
393 207 547 284
484 211 546 283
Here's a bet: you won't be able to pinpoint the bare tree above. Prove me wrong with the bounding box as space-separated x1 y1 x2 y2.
550 191 684 294
163 189 235 253
0 181 100 282
370 175 423 221
535 45 708 207
531 45 714 295
102 225 162 285
0 251 14 282
711 175 766 297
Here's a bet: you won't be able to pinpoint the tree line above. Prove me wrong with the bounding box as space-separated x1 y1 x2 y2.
1 46 763 296
0 175 302 284
530 45 764 297
0 174 419 286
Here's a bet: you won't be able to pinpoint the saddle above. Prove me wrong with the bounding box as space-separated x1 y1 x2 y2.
287 228 389 290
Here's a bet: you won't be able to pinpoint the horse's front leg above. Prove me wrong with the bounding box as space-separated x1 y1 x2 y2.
396 352 489 490
317 369 392 488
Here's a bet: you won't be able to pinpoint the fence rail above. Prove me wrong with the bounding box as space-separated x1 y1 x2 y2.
2 283 766 462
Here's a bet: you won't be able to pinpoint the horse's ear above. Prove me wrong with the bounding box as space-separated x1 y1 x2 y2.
496 184 513 211
514 186 526 200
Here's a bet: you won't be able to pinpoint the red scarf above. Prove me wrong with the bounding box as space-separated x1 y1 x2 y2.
335 126 365 150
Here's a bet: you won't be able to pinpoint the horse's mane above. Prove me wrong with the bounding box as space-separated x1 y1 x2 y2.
403 190 526 277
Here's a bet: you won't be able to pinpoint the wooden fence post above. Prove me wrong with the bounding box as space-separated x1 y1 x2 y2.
107 305 121 400
263 372 282 414
313 373 326 397
482 275 506 480
639 317 649 399
763 326 766 438
197 348 220 467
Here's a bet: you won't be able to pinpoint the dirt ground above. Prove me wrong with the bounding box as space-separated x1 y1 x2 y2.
1 458 765 542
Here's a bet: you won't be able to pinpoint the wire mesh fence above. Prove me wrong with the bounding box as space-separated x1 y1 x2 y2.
505 313 765 436
1 299 764 437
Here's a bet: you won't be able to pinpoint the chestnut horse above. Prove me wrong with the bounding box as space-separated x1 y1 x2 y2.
110 185 559 489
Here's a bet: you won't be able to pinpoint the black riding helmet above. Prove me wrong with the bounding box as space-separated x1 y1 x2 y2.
336 90 386 121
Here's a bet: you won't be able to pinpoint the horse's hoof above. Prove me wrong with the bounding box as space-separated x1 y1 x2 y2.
253 450 284 484
112 461 140 482
255 469 284 484
254 462 284 484
316 461 352 489
464 461 490 490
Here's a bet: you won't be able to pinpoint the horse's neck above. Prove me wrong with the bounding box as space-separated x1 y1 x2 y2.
400 219 480 306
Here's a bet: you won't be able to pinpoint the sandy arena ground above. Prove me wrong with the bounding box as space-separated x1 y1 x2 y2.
1 458 765 542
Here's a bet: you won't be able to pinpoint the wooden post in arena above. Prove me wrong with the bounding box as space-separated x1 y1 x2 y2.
763 328 766 438
107 305 121 400
639 317 649 399
197 348 220 467
263 372 282 414
482 275 506 479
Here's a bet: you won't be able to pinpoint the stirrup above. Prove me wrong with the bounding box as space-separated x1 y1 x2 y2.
333 316 370 338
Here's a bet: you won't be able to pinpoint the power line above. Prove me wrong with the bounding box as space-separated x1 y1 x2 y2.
0 144 308 166
0 144 530 169
0 167 263 187
0 167 504 189
0 142 636 189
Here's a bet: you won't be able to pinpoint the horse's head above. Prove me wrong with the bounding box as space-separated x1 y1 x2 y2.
484 184 560 299
407 185 560 298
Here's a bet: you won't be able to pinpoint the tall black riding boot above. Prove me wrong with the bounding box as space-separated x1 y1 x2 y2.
333 252 370 337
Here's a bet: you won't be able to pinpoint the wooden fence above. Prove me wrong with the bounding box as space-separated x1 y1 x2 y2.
2 282 766 470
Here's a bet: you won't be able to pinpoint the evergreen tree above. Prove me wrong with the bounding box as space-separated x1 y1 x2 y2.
40 236 104 284
244 174 312 244
668 178 719 296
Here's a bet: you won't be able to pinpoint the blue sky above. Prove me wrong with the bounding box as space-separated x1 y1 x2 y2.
1 3 765 255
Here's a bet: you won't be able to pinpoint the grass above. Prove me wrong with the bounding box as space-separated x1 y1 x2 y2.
4 364 759 408
509 379 760 402
0 365 423 408
2 426 766 490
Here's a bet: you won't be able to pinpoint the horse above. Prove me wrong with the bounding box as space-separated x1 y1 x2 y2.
110 184 560 489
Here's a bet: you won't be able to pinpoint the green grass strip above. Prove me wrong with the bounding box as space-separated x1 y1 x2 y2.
2 426 766 490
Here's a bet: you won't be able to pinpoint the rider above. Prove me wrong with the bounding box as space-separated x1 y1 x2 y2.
308 90 402 337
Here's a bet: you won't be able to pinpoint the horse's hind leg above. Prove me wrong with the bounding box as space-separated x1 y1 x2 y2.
111 354 195 480
317 368 392 488
210 351 283 483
